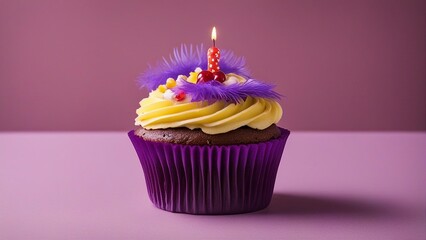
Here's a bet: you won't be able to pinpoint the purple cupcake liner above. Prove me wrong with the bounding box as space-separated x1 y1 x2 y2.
128 128 290 215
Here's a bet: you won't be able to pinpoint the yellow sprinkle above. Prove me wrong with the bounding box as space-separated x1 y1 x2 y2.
187 72 198 84
166 78 176 88
157 84 167 93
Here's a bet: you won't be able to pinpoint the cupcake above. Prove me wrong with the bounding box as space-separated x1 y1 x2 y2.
129 36 290 214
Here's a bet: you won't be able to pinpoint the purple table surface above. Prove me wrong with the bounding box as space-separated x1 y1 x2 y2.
0 132 425 240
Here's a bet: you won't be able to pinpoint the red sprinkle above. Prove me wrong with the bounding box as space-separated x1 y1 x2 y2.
175 91 186 101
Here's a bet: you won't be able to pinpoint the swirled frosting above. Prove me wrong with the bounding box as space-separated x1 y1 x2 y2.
135 88 282 135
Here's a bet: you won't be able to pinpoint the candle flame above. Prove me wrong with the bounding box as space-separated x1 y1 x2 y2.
211 27 217 41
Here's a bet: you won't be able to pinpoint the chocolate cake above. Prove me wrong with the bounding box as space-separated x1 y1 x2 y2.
135 124 281 145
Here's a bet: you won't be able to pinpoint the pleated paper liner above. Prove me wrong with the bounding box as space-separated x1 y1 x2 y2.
128 128 290 215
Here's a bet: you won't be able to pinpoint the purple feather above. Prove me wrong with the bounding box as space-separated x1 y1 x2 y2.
175 79 281 103
138 44 251 90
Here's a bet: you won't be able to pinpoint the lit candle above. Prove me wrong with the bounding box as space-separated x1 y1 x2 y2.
207 27 220 73
197 27 226 83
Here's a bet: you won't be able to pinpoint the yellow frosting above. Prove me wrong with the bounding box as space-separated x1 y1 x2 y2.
135 90 282 135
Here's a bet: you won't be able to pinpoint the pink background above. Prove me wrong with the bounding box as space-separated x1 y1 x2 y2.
0 0 425 131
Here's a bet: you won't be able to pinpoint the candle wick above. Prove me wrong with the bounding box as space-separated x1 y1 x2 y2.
213 39 216 47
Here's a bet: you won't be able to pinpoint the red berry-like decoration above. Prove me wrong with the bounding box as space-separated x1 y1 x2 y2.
213 71 226 83
175 90 186 101
197 70 214 83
